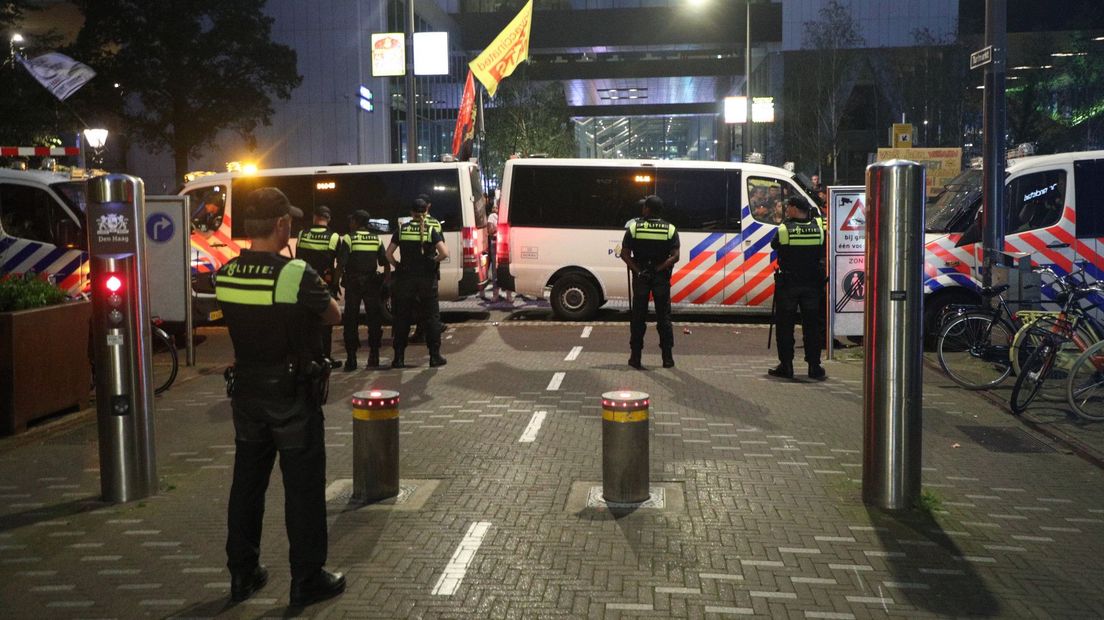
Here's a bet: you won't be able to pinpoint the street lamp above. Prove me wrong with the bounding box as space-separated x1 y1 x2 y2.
8 33 25 67
83 128 109 168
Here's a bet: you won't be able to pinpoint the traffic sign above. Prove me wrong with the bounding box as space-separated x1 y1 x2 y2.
145 213 175 243
970 45 993 70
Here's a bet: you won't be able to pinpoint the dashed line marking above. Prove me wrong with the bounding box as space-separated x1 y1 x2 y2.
581 326 592 338
564 346 582 361
431 522 491 596
519 411 548 443
546 372 565 391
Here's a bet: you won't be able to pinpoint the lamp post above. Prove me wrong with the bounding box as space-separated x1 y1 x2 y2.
83 128 109 169
8 33 25 68
405 0 417 164
745 0 752 160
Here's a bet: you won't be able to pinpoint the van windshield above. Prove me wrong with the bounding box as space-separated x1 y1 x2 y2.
926 169 982 234
50 181 88 218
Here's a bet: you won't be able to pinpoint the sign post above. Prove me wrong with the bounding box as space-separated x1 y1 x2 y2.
146 195 194 366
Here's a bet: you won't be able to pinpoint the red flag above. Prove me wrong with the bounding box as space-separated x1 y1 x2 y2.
452 70 477 158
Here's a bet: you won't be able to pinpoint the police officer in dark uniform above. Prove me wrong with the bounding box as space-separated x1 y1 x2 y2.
215 188 346 606
387 198 448 369
769 196 827 380
294 205 343 368
620 194 680 369
409 193 447 343
340 209 390 371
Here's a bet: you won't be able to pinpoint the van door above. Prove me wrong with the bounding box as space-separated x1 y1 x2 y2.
181 182 233 272
1002 166 1075 301
660 168 737 308
1073 158 1104 287
0 180 87 294
734 175 790 309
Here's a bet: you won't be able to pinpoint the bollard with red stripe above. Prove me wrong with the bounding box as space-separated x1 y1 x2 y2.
601 390 650 504
351 389 400 503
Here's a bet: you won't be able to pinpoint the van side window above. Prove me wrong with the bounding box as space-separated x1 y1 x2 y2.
186 185 227 233
470 167 487 228
655 169 727 231
509 166 642 229
0 183 61 244
747 177 785 225
1074 159 1104 237
1006 169 1066 233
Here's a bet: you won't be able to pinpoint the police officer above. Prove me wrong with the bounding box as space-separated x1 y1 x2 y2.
621 194 680 369
341 210 389 370
294 205 343 368
409 193 446 343
387 198 448 369
769 196 827 380
214 188 346 606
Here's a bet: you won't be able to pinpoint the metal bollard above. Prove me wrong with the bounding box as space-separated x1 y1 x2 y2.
351 389 400 503
601 390 650 504
862 160 925 510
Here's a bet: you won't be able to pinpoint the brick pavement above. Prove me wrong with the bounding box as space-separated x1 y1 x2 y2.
1 317 1103 619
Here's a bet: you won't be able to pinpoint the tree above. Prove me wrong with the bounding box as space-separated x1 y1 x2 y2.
480 65 575 186
786 0 864 183
70 0 301 182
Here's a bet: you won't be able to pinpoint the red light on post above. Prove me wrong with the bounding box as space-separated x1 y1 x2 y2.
105 275 123 293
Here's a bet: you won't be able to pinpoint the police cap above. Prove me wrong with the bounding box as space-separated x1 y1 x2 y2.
785 196 810 212
314 205 332 219
242 187 303 220
350 209 371 226
639 194 664 212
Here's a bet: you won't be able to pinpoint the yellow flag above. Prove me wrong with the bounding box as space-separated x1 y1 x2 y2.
468 0 533 97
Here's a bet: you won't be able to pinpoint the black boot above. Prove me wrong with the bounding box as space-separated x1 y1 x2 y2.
289 569 346 607
661 349 675 368
628 351 643 370
367 349 380 368
390 350 405 369
429 349 447 367
768 363 794 379
230 564 268 602
342 354 357 372
808 363 826 380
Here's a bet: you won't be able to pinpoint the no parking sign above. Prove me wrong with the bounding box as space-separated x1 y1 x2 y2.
827 186 866 349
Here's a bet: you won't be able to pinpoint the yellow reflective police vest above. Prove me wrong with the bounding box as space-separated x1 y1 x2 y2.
344 230 382 254
776 219 824 246
215 258 307 306
397 217 442 242
628 218 676 241
296 226 340 252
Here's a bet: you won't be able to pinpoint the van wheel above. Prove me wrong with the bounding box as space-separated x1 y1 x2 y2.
551 274 599 321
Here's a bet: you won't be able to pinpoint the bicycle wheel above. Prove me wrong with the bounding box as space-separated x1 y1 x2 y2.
1068 339 1104 422
151 325 179 395
1010 338 1055 415
937 312 1014 389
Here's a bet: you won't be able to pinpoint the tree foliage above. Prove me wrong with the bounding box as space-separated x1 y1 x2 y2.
70 0 301 181
784 0 864 183
481 65 575 186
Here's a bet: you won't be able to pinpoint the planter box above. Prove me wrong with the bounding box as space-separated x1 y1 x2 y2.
0 300 92 435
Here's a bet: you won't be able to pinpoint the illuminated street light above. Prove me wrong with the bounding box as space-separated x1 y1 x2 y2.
83 128 109 168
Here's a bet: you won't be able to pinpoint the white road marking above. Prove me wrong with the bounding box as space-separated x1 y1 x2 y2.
431 522 491 596
581 326 592 338
564 346 582 361
519 411 548 443
546 372 565 391
325 479 352 502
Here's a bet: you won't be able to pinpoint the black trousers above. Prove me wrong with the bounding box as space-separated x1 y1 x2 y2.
226 406 327 581
774 279 823 367
392 275 441 352
630 271 673 353
343 276 383 354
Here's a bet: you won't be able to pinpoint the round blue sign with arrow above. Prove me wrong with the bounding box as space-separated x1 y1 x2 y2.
146 213 175 243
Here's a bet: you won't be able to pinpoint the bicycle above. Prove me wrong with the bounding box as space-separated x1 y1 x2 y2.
1010 280 1104 414
1067 337 1104 421
935 266 1070 390
150 317 179 395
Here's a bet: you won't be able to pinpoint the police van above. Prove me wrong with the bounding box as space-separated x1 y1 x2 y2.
495 157 821 320
923 150 1103 331
179 162 491 319
0 168 91 294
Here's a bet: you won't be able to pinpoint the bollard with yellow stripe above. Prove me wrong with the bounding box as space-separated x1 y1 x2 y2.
601 390 650 504
351 389 400 504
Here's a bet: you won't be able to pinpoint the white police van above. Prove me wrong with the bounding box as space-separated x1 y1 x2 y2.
0 168 90 294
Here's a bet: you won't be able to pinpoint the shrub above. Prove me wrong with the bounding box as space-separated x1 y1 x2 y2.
0 272 68 312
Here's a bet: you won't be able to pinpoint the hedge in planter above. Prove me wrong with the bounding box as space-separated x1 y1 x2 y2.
0 273 92 434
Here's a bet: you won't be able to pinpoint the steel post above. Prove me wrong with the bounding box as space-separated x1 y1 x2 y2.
862 161 925 510
601 390 650 504
352 389 400 503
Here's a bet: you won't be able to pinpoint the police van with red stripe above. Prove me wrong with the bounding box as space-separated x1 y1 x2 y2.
923 149 1104 332
0 168 91 294
180 162 491 320
495 158 821 320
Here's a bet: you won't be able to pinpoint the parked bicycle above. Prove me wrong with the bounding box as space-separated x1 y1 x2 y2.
1010 279 1104 415
150 317 179 395
1067 337 1104 421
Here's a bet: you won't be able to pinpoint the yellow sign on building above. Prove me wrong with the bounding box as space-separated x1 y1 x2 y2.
876 148 963 197
890 123 914 148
